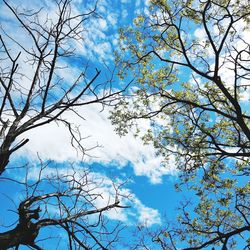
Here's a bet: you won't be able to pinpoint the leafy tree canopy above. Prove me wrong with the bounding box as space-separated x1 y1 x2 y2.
111 0 250 249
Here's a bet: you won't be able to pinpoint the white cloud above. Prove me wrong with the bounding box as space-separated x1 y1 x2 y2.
0 0 176 183
194 27 207 41
99 19 108 30
0 0 179 193
192 13 250 105
0 0 129 64
133 198 161 226
16 102 176 184
26 165 161 226
107 13 118 27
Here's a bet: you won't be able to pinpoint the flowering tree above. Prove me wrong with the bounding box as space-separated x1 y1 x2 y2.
112 0 250 248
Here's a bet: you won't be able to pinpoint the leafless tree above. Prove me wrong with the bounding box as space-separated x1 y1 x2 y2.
0 163 129 249
0 0 130 249
0 0 125 175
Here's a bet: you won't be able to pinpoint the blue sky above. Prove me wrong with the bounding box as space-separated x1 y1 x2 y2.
0 1 185 248
1 0 249 249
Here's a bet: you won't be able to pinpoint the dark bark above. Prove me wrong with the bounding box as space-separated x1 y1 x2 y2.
0 223 39 250
0 207 41 249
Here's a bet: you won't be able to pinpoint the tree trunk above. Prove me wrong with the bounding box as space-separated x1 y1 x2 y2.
0 222 39 249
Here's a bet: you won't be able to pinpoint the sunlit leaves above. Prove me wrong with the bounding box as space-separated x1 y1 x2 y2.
112 0 250 249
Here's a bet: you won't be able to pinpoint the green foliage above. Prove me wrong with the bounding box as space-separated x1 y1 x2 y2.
112 0 250 248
